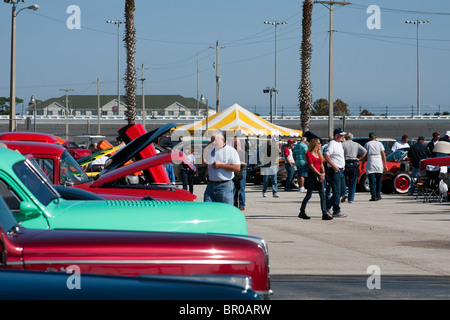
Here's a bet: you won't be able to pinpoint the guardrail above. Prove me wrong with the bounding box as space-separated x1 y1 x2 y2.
2 115 450 121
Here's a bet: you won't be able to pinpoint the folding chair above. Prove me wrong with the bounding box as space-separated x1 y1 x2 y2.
416 166 443 203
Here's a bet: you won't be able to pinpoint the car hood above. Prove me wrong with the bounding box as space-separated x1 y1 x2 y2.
77 146 121 167
99 123 176 177
92 150 194 187
21 199 248 235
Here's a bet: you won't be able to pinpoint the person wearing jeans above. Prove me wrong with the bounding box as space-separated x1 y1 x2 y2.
363 132 388 201
324 128 347 218
284 139 295 191
342 132 367 203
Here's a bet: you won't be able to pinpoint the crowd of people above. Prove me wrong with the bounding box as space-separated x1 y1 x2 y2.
188 129 445 221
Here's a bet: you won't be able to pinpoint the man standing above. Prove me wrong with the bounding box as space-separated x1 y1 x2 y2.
324 128 347 218
293 137 308 192
284 139 296 191
427 131 440 157
233 137 248 210
342 132 367 203
262 139 280 198
408 136 431 195
201 131 241 205
363 132 388 201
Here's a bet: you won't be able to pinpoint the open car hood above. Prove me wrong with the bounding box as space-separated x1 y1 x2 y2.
77 146 121 167
92 150 194 187
97 123 177 179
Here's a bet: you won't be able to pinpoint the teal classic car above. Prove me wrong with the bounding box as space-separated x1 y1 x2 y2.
0 148 247 235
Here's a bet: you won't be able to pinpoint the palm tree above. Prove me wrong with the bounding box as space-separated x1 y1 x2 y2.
124 0 137 126
299 0 313 133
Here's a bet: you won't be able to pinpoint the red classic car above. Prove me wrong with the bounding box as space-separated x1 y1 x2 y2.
0 196 271 298
0 140 196 202
61 140 91 160
0 132 91 160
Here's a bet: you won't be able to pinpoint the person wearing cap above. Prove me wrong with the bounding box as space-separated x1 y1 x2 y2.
391 134 410 153
323 128 347 218
283 139 296 191
362 132 388 201
407 136 431 195
441 131 450 142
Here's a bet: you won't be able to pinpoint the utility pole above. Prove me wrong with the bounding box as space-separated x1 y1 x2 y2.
314 1 350 139
138 63 149 128
210 41 225 113
97 78 101 135
59 89 74 140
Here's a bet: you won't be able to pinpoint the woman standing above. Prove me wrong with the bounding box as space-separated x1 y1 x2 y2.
299 138 333 220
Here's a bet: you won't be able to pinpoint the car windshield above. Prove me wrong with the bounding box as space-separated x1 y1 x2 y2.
13 160 59 206
59 150 90 185
0 193 18 232
386 149 409 162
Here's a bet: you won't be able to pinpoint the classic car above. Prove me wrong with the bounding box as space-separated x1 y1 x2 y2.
0 196 270 298
0 140 197 202
0 132 91 160
61 140 91 160
0 270 261 300
0 147 247 236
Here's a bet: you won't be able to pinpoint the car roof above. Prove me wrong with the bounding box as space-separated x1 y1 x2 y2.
0 141 66 156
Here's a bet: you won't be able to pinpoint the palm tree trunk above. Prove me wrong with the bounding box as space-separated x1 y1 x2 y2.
124 0 137 126
299 0 313 133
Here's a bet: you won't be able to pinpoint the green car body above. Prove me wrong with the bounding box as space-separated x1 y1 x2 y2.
0 148 247 236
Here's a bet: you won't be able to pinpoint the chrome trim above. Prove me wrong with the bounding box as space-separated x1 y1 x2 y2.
22 259 251 265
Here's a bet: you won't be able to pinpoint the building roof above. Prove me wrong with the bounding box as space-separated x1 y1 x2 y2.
32 95 210 111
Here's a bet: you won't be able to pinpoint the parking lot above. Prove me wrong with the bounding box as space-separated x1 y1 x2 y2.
189 182 450 299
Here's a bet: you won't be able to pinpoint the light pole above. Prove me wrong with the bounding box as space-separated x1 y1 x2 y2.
405 20 430 116
6 0 39 132
263 87 278 123
28 95 36 132
200 94 209 132
106 20 123 110
264 20 287 118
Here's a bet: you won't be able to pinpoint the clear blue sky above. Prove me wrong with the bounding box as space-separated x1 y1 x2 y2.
1 0 449 116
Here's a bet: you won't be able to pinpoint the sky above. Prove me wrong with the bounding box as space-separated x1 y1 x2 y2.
1 0 450 117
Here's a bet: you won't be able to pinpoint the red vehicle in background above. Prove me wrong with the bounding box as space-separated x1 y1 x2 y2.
0 141 196 202
0 132 91 160
61 140 91 160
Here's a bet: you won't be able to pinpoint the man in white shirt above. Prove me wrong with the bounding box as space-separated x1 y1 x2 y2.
391 134 409 153
363 132 388 201
201 131 241 205
324 128 347 218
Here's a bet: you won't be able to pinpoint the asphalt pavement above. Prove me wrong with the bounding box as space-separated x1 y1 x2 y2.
188 181 450 299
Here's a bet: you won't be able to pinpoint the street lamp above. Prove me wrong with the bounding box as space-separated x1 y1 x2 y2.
28 95 36 132
200 94 209 132
263 87 278 123
5 0 39 132
264 20 287 118
405 19 430 116
106 20 123 110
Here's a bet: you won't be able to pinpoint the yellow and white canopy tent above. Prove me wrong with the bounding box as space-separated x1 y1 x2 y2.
173 103 302 137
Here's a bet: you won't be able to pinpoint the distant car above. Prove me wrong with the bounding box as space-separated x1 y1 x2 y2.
61 140 91 160
0 132 91 160
0 270 262 300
